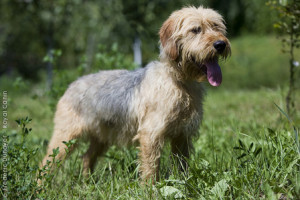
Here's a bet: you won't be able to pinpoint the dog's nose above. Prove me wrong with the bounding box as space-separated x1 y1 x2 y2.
213 40 226 53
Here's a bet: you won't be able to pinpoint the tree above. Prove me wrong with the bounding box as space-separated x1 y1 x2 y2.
268 0 300 115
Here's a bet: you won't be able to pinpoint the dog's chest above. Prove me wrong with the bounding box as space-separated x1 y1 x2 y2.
169 88 203 134
138 79 203 135
136 65 204 136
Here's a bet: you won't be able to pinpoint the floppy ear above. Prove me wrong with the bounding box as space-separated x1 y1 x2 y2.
159 18 178 60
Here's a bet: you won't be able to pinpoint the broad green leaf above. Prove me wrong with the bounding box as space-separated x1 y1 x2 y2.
211 179 229 198
160 186 185 199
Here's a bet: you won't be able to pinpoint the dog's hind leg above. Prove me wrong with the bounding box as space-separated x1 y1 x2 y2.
41 100 85 170
38 124 82 185
41 126 81 169
82 137 108 176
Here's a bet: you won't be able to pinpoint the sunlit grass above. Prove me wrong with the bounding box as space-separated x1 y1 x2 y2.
1 83 299 198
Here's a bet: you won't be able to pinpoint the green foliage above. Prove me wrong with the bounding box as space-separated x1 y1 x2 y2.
158 127 299 199
93 43 137 71
0 117 39 198
267 0 300 37
0 117 76 199
44 49 71 110
274 103 300 153
43 49 62 65
267 0 300 115
12 77 29 92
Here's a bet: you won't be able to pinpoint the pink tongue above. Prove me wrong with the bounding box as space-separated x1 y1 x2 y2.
205 60 222 87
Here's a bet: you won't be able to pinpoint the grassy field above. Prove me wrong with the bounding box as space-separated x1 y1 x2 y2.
1 35 300 199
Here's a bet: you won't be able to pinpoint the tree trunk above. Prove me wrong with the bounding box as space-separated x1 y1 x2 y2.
46 31 54 91
46 48 53 91
286 19 296 115
45 2 54 91
85 33 96 72
133 35 142 68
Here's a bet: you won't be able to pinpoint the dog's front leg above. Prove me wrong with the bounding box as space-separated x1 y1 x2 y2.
171 135 193 172
138 132 164 183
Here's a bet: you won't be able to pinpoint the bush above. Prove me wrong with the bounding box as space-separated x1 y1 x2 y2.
0 117 75 199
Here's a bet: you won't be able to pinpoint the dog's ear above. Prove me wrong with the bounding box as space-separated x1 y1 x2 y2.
159 18 178 60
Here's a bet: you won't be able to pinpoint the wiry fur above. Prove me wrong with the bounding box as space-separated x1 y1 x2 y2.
41 6 231 182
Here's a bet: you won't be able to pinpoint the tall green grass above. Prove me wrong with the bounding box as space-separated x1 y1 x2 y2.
1 88 299 199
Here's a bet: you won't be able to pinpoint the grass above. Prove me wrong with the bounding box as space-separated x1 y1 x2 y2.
0 35 300 199
1 85 299 199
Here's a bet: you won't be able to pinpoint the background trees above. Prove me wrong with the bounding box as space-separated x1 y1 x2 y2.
0 0 279 79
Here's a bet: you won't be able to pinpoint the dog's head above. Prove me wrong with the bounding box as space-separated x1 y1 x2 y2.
159 6 231 86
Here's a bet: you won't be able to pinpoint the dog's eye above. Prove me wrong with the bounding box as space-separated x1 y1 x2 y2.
191 27 201 34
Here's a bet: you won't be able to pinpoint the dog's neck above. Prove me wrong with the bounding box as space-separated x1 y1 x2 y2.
159 52 205 84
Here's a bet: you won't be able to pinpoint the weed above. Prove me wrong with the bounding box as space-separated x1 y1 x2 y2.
0 117 75 199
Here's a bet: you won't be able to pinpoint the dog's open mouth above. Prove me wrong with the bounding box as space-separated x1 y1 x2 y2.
199 59 222 87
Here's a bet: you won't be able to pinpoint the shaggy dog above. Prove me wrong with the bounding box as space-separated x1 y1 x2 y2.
41 6 231 182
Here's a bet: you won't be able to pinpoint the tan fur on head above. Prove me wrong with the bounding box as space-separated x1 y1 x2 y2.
159 6 231 81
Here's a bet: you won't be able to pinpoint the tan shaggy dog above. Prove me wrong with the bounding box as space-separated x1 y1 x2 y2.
41 6 231 182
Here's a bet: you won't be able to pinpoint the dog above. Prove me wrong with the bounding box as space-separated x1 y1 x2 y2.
41 6 231 183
